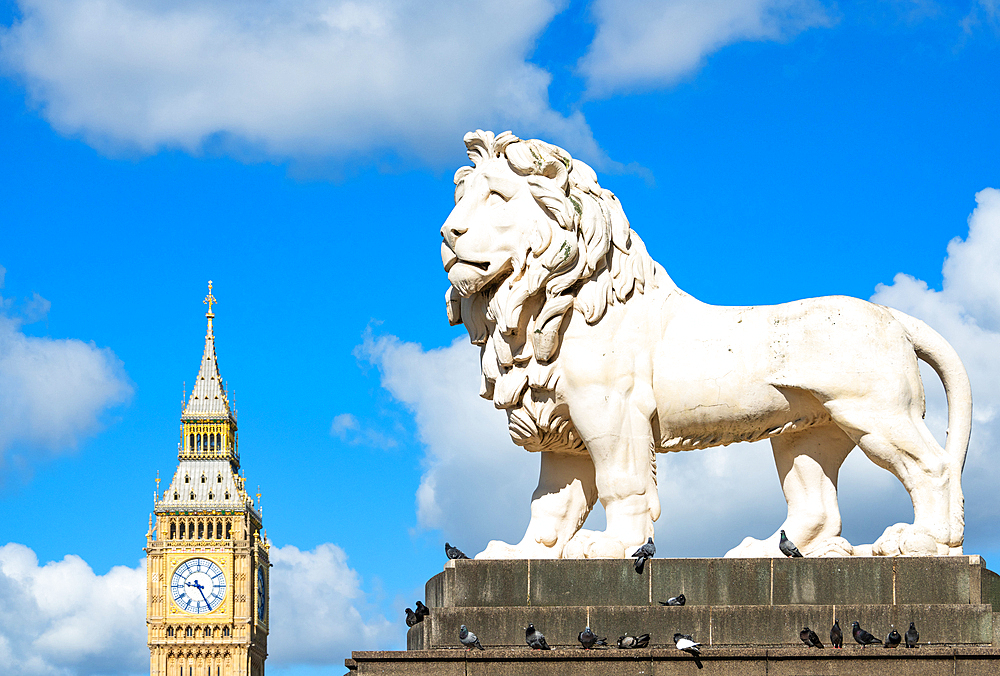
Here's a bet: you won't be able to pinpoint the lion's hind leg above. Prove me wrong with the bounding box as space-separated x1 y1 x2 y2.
828 401 954 555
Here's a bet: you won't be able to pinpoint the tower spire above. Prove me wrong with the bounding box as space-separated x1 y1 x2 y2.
179 281 239 469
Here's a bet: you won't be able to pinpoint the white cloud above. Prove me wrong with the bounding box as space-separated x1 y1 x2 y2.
0 541 392 674
0 0 601 166
579 0 833 97
358 334 538 552
872 187 1000 548
267 543 393 665
0 310 132 473
330 412 397 448
0 543 147 676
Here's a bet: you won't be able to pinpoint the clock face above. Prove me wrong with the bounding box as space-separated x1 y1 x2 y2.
257 565 266 620
171 558 227 614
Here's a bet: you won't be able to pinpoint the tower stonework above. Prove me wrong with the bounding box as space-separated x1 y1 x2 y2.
147 283 269 676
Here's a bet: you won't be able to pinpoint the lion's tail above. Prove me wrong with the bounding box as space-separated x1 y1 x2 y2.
887 307 972 551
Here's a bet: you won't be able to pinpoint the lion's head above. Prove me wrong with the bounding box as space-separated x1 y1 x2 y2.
441 130 661 452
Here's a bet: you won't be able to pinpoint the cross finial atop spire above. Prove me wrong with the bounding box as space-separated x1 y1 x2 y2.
204 280 217 316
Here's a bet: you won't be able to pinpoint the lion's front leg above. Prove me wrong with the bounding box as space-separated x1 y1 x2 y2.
476 451 597 559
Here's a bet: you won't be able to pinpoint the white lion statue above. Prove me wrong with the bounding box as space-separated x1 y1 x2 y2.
440 130 972 559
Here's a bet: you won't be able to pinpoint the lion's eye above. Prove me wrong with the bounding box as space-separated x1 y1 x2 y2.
488 190 509 204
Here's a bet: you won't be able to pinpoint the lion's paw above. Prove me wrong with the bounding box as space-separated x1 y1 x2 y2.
475 539 560 559
724 536 777 558
803 536 855 558
872 523 939 556
564 529 628 559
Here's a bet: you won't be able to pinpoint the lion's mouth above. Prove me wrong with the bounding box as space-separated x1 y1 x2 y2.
460 259 490 272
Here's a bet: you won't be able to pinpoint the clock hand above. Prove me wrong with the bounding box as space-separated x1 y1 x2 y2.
187 580 211 606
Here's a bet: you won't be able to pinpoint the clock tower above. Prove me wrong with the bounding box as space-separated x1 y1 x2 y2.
147 283 270 676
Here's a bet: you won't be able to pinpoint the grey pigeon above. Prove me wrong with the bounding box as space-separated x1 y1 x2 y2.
632 537 655 574
445 542 469 560
886 626 901 648
852 621 882 646
905 622 919 648
617 633 650 649
800 627 823 648
414 601 430 619
830 620 843 648
459 624 484 650
659 594 686 606
578 626 607 649
404 608 419 627
526 623 551 650
779 530 804 558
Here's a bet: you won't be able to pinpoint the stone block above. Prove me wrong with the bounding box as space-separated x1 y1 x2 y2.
349 650 467 676
895 557 971 605
833 604 992 645
764 647 957 676
649 558 771 607
588 605 711 648
406 621 425 651
467 650 653 676
425 571 446 609
712 605 838 646
772 557 895 605
448 559 529 607
980 569 1000 612
529 559 650 607
651 648 767 676
427 606 589 649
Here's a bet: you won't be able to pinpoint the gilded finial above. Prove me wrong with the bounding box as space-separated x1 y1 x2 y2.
155 470 160 491
204 280 217 316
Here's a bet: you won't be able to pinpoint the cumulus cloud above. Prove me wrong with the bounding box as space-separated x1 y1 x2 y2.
267 543 393 665
0 543 147 676
579 0 834 97
0 541 391 674
0 297 132 474
0 0 600 165
358 334 537 551
872 187 1000 549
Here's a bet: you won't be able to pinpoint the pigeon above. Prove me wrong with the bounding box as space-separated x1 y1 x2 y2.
852 621 882 646
618 633 650 649
578 626 607 650
886 626 901 648
830 620 843 649
779 530 804 558
632 537 656 574
526 623 551 650
404 608 419 627
414 601 430 619
799 627 824 648
459 624 484 650
673 633 701 656
445 542 469 560
905 622 919 648
659 594 686 606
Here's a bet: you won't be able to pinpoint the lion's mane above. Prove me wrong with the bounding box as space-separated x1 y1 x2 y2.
446 130 661 454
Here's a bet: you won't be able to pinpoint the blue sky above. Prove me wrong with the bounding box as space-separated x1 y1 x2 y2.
1 1 999 674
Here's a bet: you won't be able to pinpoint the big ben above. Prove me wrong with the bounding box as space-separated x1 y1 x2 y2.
147 283 269 676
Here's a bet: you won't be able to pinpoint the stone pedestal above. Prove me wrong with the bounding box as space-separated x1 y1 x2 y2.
346 556 1000 675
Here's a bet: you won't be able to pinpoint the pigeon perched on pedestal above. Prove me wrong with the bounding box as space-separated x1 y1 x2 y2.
800 627 824 648
886 626 901 648
414 601 429 619
404 608 419 627
852 621 882 646
618 632 650 648
459 625 484 650
830 620 843 648
779 530 804 558
445 542 469 560
632 537 656 574
526 623 551 650
578 627 607 649
673 633 701 655
659 594 686 606
905 622 919 648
